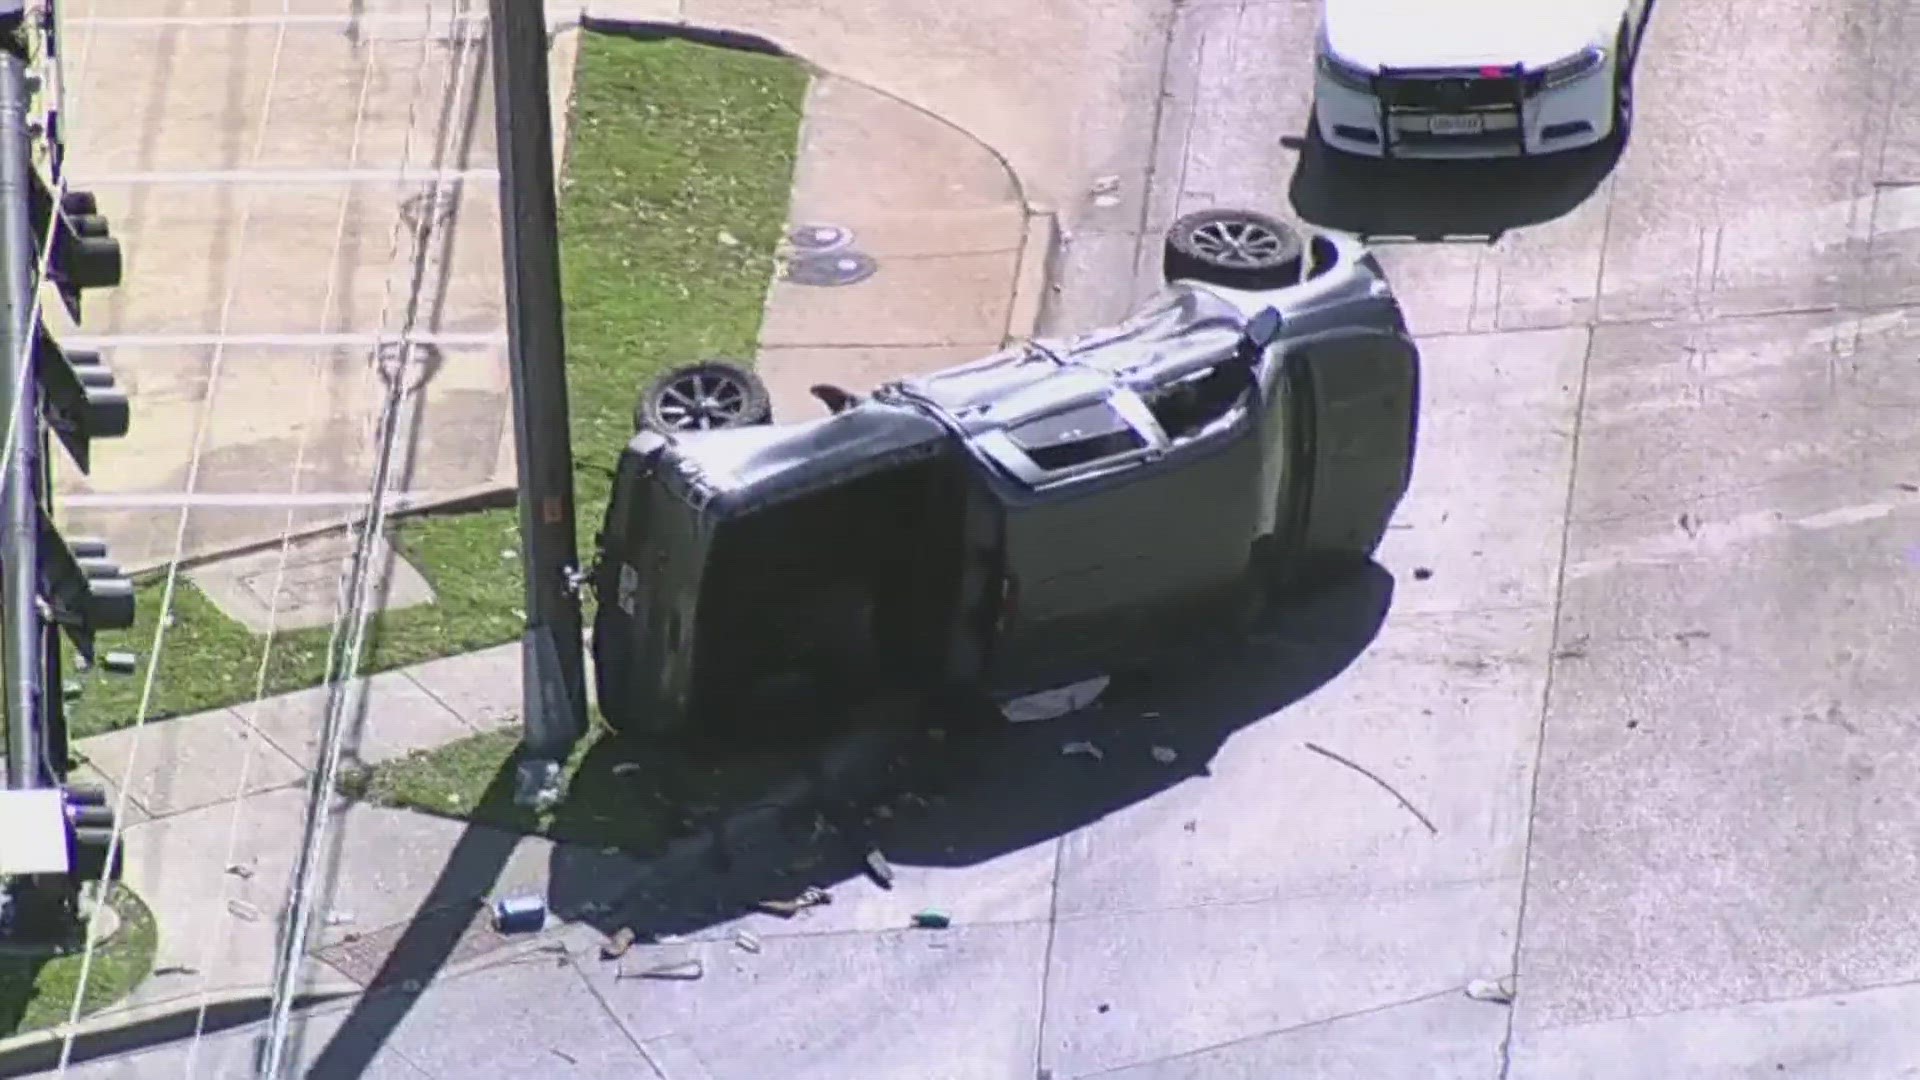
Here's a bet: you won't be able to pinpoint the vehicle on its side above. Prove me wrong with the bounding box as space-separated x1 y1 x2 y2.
591 209 1421 738
1311 0 1648 159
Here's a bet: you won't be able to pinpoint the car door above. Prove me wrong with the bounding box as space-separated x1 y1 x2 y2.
977 384 1268 691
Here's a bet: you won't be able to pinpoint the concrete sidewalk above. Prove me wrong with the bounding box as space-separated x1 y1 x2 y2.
57 5 1056 577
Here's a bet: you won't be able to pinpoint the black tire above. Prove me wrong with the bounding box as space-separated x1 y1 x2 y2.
1163 209 1305 290
71 805 114 829
634 360 772 433
1609 23 1635 148
64 783 108 807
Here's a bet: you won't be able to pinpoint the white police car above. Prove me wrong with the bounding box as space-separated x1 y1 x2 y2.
1311 0 1648 158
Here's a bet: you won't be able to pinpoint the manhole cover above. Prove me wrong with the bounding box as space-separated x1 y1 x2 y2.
786 224 853 252
784 251 877 287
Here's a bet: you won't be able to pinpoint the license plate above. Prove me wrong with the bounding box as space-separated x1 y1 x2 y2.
1428 114 1485 136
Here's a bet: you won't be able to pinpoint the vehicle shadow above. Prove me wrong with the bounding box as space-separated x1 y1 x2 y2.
549 562 1396 944
1286 125 1623 243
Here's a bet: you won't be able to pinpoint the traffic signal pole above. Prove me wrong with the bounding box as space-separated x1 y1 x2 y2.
0 5 43 794
489 0 588 807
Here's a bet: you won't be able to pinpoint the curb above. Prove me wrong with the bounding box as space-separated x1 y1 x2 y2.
1006 207 1061 345
114 480 517 579
0 985 358 1077
578 14 790 57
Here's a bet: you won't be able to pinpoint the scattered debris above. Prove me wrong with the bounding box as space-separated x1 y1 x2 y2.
1674 629 1711 643
1091 175 1121 195
733 929 763 954
227 899 261 922
225 862 255 880
611 762 642 777
1899 482 1919 493
153 964 198 977
1182 819 1197 833
324 910 355 927
718 229 740 247
1553 635 1590 661
865 847 896 890
758 886 833 918
1303 741 1438 836
1678 512 1700 538
551 1048 579 1065
492 893 548 934
631 958 704 981
1150 746 1178 765
601 927 637 960
911 910 951 930
1412 567 1434 581
101 651 138 675
1465 976 1515 1005
1002 676 1110 723
1061 740 1104 761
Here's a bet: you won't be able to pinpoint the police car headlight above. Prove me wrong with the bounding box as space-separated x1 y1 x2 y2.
1316 49 1377 92
1540 45 1607 89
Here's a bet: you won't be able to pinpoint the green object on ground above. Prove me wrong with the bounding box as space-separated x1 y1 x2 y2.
0 884 159 1038
50 34 810 739
911 910 952 929
337 726 806 856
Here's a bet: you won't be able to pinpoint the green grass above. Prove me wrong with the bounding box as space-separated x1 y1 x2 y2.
338 726 805 857
58 35 810 740
0 885 158 1038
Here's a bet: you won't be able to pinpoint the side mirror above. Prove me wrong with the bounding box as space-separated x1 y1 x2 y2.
1244 307 1283 349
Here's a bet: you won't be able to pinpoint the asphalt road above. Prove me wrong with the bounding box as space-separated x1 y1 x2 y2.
39 0 1920 1075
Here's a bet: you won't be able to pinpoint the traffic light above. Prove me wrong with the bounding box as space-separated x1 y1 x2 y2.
25 170 121 321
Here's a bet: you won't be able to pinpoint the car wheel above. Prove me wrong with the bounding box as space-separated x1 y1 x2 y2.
1163 209 1306 290
635 360 772 434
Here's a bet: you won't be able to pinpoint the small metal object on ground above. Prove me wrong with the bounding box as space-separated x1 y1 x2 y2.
911 910 951 930
632 958 704 981
786 224 853 252
784 251 877 287
492 893 548 935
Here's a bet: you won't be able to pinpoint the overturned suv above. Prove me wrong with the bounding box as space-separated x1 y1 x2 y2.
592 209 1420 737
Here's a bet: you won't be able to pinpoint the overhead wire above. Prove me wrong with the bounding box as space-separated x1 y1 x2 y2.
51 0 303 1069
176 8 401 1075
256 3 483 1073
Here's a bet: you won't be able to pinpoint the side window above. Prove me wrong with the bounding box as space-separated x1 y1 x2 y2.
1007 401 1146 471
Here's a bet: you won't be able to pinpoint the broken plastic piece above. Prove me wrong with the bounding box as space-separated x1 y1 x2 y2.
1002 676 1110 723
865 847 896 890
1061 741 1104 761
1465 976 1515 1005
602 927 637 960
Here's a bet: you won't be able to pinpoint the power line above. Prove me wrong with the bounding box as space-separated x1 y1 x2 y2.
256 5 485 1073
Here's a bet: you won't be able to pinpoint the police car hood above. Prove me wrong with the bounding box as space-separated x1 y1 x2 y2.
1323 0 1622 69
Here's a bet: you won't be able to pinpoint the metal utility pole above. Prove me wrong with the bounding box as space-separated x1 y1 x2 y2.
489 0 587 808
0 4 41 795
